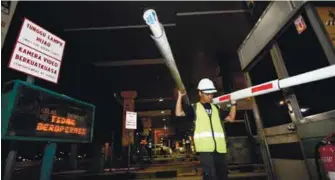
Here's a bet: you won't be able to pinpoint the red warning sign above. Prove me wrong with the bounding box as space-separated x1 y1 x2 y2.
294 15 307 34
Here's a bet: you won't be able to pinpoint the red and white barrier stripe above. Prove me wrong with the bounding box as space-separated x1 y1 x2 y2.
213 64 335 104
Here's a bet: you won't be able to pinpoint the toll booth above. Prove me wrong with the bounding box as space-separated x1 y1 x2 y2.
238 1 335 180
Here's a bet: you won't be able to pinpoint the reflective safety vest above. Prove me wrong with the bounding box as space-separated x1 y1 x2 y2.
193 102 227 153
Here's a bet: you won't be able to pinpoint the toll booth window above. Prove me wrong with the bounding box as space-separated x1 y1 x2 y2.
249 52 292 128
277 11 335 117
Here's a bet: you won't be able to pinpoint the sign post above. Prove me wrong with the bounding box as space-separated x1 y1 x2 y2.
121 91 137 147
40 142 57 180
120 91 136 170
128 130 131 171
3 75 35 180
3 142 18 180
125 111 137 170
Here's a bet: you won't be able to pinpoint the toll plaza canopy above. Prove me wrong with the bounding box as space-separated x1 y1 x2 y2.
1 1 268 137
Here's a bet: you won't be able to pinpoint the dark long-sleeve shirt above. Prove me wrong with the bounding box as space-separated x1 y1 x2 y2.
182 103 229 121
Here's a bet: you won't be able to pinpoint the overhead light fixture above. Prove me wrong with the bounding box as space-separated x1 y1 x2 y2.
159 98 164 102
300 108 309 113
279 100 285 105
161 111 165 114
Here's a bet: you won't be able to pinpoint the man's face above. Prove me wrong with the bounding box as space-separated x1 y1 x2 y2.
199 91 214 103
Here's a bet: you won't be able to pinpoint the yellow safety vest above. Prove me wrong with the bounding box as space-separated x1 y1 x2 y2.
193 102 227 153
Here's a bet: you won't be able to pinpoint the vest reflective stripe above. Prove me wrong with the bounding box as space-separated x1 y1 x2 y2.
193 103 227 153
214 132 225 138
194 132 225 139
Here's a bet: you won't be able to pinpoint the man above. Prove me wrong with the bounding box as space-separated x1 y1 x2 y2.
175 78 236 180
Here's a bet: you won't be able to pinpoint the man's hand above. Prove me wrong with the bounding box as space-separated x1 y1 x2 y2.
178 90 186 99
225 100 237 122
231 100 237 105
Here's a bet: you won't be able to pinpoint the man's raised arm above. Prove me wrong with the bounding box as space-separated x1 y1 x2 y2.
175 90 186 117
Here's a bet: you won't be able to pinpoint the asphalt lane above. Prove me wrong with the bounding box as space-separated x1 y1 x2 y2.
11 159 266 180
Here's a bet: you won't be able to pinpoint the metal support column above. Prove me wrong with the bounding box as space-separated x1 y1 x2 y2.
245 74 277 180
127 130 131 171
40 143 57 180
70 144 78 170
270 42 314 179
3 142 19 180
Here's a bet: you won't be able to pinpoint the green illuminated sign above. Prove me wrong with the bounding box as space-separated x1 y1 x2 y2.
1 80 95 143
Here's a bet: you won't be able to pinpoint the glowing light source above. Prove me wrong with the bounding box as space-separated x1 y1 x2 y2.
300 108 309 113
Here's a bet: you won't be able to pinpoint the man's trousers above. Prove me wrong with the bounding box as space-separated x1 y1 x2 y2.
199 152 228 180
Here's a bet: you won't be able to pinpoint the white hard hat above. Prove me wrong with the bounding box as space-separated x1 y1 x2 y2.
197 78 217 93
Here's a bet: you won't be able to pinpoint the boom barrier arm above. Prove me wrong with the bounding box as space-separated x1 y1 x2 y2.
213 65 335 104
143 9 190 104
142 9 335 105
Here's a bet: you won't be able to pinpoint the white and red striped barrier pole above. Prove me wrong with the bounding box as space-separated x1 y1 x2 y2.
212 64 335 104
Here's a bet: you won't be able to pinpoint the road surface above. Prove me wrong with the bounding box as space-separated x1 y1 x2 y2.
11 159 267 180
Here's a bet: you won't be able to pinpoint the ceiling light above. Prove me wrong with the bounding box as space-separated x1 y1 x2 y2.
161 111 165 114
159 98 164 102
279 100 285 105
300 108 309 113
